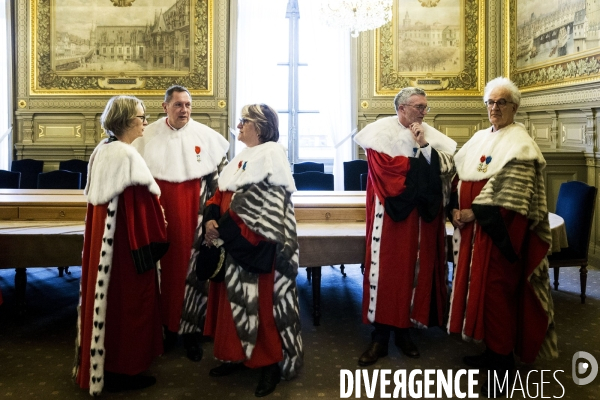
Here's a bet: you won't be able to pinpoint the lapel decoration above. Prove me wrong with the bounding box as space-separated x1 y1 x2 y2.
477 155 492 173
195 146 201 162
236 160 247 173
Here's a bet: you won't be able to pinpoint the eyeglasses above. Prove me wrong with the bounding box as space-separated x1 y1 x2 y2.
136 115 149 122
238 118 250 126
484 99 513 108
403 104 431 113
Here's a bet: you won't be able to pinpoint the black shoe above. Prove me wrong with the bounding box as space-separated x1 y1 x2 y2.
358 341 389 366
209 362 248 377
183 333 203 362
163 328 178 352
463 348 492 369
394 329 420 359
255 363 281 397
104 371 156 393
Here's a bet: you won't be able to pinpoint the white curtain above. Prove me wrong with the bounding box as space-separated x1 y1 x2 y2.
232 0 288 155
232 0 353 189
301 2 352 190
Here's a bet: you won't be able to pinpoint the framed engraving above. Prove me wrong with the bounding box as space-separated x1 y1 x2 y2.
506 0 600 92
375 0 485 96
30 0 213 95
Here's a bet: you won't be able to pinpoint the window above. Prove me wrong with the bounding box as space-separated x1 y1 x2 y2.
232 0 353 185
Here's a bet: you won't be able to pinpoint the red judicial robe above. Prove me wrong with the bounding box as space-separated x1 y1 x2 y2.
132 117 229 333
447 123 556 363
204 190 283 368
354 116 457 329
74 139 168 396
201 141 303 379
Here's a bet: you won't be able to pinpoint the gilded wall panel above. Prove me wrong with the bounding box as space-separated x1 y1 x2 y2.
13 0 230 164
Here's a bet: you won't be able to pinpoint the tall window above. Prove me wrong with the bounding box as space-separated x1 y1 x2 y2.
0 0 12 170
231 0 353 187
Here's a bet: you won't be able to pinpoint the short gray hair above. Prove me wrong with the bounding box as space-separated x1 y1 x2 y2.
164 85 192 103
101 95 144 138
394 87 426 110
241 104 279 144
484 77 521 106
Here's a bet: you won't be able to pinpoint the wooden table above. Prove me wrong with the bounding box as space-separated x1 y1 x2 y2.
0 190 569 324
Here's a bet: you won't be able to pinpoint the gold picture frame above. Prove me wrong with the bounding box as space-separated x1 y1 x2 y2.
30 0 213 96
375 0 485 96
506 0 600 92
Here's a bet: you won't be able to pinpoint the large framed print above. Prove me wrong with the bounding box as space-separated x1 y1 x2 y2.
30 0 213 95
375 0 485 96
507 0 600 92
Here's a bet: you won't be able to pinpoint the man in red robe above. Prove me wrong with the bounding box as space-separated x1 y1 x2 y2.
132 85 229 361
353 87 456 366
448 77 557 397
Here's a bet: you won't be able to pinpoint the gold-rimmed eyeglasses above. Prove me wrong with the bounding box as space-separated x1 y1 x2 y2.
238 118 250 126
403 104 431 113
484 99 513 109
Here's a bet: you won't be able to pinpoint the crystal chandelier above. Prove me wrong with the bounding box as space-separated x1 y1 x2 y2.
320 0 393 38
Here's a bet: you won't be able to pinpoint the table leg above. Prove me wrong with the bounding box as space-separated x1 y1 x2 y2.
14 268 27 315
311 266 321 326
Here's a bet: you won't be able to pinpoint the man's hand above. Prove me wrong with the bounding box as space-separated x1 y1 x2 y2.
409 122 428 147
451 208 475 229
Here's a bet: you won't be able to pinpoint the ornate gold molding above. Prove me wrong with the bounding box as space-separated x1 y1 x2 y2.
506 0 600 92
30 0 213 95
375 0 485 96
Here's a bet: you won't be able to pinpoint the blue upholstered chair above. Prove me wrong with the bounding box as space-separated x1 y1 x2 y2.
343 159 368 191
293 171 334 191
59 159 89 188
11 159 44 189
293 162 324 174
37 170 82 189
548 180 598 304
0 170 21 189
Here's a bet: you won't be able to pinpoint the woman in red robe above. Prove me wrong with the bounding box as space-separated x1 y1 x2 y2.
73 96 169 395
202 104 302 398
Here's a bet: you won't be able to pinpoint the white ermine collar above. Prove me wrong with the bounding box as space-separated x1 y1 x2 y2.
218 142 296 193
131 117 230 183
454 122 545 181
354 116 457 158
85 139 160 205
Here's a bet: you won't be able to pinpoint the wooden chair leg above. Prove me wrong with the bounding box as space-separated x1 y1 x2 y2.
339 264 346 278
58 267 65 277
15 268 27 316
306 268 312 282
311 267 322 326
65 266 71 275
580 264 588 304
360 264 365 275
553 267 560 290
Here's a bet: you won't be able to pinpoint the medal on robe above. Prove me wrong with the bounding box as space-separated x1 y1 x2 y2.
236 160 247 173
195 146 201 162
477 155 492 172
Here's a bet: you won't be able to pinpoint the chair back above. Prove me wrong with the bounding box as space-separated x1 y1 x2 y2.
37 170 82 189
0 170 21 189
11 159 44 189
343 160 368 191
293 162 324 174
293 171 334 191
555 181 597 259
59 159 89 187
